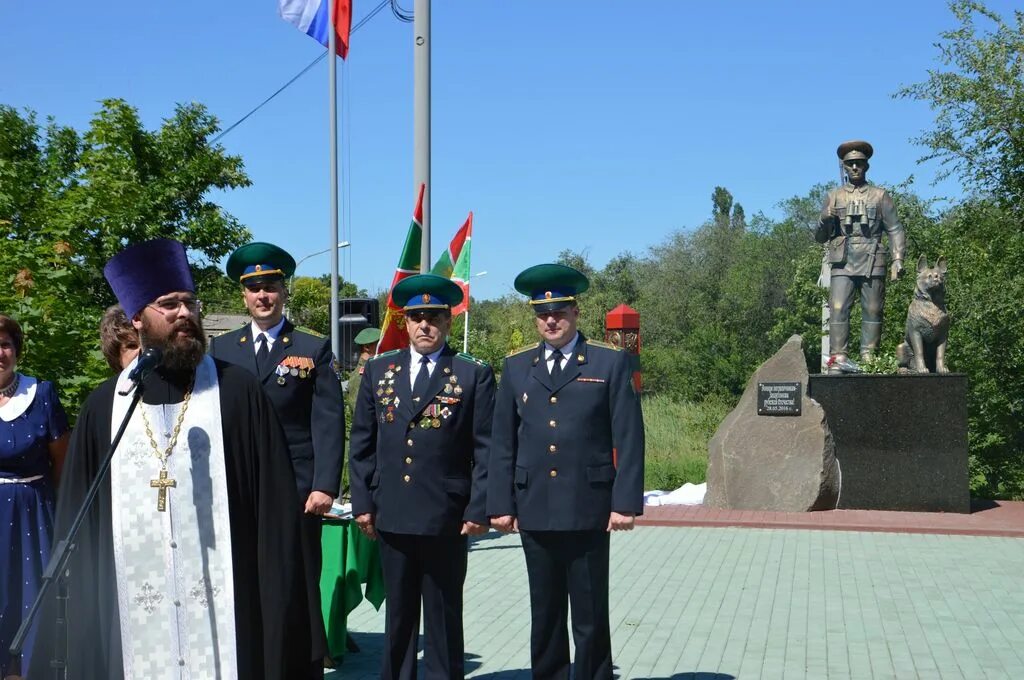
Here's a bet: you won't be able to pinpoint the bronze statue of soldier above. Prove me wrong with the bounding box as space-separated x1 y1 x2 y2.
816 140 906 374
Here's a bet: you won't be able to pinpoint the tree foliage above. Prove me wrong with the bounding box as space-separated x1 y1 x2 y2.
896 1 1024 208
289 274 365 336
0 100 252 414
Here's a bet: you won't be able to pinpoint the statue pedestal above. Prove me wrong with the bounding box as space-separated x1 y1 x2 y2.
808 374 969 513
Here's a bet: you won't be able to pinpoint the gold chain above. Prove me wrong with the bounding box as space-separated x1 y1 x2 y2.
140 379 194 469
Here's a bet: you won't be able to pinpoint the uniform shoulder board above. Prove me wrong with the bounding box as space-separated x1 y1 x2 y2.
455 351 488 367
586 339 622 351
506 342 541 358
294 326 325 338
370 349 402 362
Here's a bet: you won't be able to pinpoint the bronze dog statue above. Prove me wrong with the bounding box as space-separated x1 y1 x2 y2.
896 255 950 374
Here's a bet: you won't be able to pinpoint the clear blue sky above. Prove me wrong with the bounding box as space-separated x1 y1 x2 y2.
2 1 1013 300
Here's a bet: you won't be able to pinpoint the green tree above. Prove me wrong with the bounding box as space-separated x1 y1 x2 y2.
896 1 1024 209
0 100 252 415
919 200 1024 498
288 274 365 336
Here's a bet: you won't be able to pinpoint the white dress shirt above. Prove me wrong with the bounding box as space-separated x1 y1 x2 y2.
544 333 580 373
409 344 446 389
250 318 286 356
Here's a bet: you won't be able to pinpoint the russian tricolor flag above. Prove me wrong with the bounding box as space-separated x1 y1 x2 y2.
279 0 352 58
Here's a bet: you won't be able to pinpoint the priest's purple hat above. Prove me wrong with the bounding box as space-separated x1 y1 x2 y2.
103 238 195 318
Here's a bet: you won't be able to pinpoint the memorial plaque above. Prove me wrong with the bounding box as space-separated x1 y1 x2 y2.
757 381 802 416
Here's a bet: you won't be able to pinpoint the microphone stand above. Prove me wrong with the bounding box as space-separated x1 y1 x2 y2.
9 380 146 680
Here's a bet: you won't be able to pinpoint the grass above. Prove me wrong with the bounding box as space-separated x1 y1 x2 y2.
641 395 730 491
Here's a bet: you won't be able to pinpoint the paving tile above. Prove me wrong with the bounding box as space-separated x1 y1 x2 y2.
335 526 1024 679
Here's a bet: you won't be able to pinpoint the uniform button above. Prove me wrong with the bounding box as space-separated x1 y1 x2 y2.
405 457 413 464
549 420 557 427
549 444 557 453
178 659 185 667
406 439 414 446
403 474 411 483
549 469 558 478
170 541 177 549
550 396 558 404
174 600 181 607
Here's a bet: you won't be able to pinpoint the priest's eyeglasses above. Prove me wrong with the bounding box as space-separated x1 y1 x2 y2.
148 297 203 315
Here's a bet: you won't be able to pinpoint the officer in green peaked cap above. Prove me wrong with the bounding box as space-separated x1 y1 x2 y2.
210 240 343 665
349 274 496 679
513 263 590 314
488 259 644 679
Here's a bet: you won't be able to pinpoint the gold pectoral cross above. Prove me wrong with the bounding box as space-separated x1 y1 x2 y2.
150 469 177 512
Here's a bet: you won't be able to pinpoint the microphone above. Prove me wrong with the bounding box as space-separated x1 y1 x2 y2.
117 347 164 395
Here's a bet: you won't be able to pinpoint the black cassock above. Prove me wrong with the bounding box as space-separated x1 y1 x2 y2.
28 360 312 680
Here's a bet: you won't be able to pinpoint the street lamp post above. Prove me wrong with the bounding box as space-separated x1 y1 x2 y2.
295 241 351 272
463 271 487 350
292 241 351 358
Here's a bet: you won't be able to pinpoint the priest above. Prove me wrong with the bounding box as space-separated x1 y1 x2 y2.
29 238 312 680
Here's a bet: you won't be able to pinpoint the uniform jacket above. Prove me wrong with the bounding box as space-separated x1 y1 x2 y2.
816 183 906 278
209 319 345 497
349 345 495 535
486 334 645 531
345 356 367 417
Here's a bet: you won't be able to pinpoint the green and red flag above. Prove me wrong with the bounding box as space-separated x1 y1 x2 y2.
375 184 424 354
431 211 473 317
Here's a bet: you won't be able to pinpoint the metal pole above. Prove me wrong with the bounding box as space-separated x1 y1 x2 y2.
414 0 431 272
463 308 469 351
820 159 846 372
328 3 341 359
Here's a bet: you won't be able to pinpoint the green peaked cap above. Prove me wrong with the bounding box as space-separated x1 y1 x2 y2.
514 263 589 313
226 242 296 283
353 327 381 345
392 273 464 310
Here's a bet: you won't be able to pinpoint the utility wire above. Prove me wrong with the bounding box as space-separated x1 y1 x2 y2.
390 0 413 23
211 0 391 145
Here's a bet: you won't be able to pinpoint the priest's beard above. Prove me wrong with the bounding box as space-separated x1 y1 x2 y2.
139 315 207 372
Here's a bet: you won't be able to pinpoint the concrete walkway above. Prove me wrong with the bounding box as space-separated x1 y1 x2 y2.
329 524 1024 679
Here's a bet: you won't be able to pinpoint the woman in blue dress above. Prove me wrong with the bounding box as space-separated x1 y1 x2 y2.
0 315 69 680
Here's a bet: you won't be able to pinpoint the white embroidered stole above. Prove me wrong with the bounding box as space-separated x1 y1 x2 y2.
110 356 238 680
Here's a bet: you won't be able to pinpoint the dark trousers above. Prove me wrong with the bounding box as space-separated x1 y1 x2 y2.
299 510 328 669
520 530 612 680
377 531 469 680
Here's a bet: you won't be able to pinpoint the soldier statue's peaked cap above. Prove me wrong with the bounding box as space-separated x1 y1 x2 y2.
103 238 195 318
226 242 296 284
514 263 590 314
392 274 464 311
353 327 382 345
837 140 874 162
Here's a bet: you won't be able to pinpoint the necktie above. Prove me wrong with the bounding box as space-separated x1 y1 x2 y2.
256 333 269 374
550 350 563 379
413 355 431 401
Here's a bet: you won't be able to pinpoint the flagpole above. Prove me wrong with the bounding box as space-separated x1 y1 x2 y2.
328 1 341 360
414 0 430 272
463 308 469 351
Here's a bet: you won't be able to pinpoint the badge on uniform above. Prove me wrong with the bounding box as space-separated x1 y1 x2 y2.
381 365 400 416
278 356 314 382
